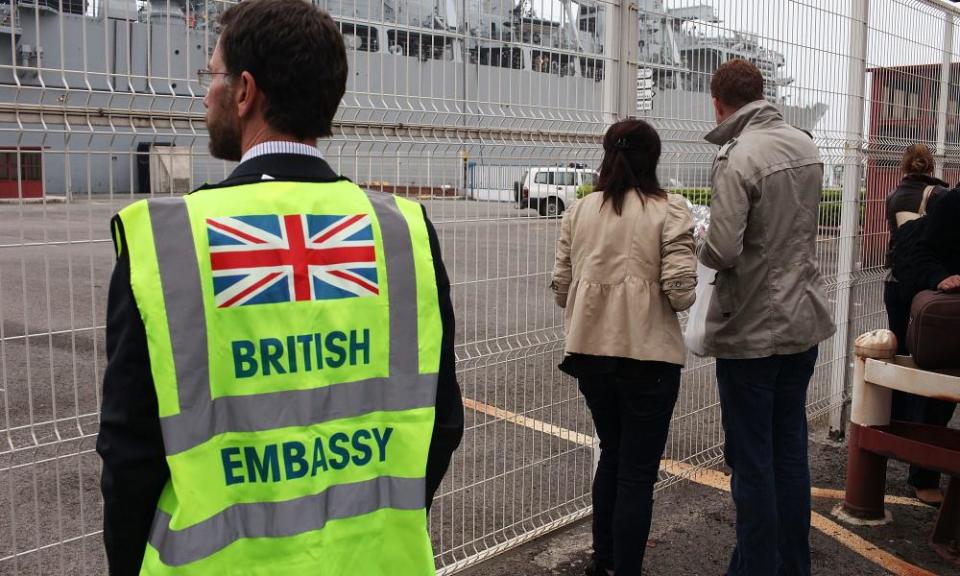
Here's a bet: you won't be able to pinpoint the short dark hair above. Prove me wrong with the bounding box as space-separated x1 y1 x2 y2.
710 59 765 109
219 0 347 139
596 119 665 216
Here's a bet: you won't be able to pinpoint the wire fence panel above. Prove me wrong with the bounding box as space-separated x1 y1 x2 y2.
0 0 956 574
637 0 858 485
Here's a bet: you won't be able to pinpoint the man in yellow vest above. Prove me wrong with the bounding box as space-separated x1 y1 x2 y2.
96 1 463 573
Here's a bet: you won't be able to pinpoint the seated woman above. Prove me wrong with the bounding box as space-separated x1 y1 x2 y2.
551 119 696 576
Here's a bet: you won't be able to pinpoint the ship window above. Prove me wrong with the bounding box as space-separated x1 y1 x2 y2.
0 151 42 181
531 50 575 76
340 23 379 53
387 30 454 61
579 57 603 81
34 0 84 15
471 47 523 70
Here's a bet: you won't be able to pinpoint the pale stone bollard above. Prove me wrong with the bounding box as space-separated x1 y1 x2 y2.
851 329 897 428
843 329 898 520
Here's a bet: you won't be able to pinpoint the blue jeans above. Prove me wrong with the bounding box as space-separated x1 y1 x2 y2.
578 360 681 575
716 346 818 576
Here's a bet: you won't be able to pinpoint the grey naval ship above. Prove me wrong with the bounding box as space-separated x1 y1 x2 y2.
0 0 826 197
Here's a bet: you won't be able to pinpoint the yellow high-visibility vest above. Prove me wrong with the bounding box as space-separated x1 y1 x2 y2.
115 179 442 575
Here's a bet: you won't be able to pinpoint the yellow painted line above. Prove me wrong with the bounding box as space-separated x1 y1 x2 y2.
662 458 926 508
463 397 594 447
464 397 938 576
656 456 936 576
810 486 925 508
809 514 937 576
465 398 925 508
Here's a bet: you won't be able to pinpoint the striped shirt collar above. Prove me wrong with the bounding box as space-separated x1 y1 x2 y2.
240 141 324 164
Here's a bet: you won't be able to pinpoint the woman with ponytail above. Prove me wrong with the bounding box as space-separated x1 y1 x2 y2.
884 143 956 506
551 119 697 575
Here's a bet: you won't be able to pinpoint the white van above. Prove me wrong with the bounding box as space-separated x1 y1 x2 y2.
515 166 599 217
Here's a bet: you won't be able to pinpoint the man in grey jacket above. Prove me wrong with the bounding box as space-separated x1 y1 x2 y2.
700 59 835 576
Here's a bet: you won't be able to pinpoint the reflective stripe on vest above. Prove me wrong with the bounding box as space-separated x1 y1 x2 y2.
119 183 440 573
149 476 424 567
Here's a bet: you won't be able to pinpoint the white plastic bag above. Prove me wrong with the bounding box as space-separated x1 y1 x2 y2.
684 262 716 357
683 200 715 357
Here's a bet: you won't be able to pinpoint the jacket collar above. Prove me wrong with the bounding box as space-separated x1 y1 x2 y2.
227 153 340 182
704 100 785 146
193 153 343 192
902 172 949 188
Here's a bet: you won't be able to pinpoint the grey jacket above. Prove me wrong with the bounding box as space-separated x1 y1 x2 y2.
699 100 835 359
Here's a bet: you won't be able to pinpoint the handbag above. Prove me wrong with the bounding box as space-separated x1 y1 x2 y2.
684 262 716 357
894 184 936 227
906 289 960 369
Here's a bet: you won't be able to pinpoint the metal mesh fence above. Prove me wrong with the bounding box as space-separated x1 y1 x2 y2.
0 0 955 574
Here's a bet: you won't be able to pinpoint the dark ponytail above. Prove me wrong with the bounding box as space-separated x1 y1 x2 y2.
596 119 666 215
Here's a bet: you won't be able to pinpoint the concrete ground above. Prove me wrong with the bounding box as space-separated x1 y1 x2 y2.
460 436 958 576
0 197 949 575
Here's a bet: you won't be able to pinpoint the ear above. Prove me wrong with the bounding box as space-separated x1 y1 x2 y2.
712 97 729 124
235 70 259 120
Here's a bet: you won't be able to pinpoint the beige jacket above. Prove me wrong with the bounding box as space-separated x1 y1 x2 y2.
700 100 835 359
552 191 697 366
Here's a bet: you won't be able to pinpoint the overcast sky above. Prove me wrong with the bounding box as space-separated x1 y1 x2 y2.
709 0 954 138
528 0 959 138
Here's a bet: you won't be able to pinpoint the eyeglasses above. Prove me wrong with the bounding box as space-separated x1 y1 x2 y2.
197 68 228 89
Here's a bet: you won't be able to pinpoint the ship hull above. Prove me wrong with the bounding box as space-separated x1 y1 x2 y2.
0 10 826 196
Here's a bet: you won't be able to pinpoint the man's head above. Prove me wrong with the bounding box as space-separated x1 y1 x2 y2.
710 59 765 125
203 0 348 161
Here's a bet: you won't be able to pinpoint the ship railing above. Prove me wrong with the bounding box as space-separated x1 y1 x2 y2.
0 3 16 34
4 0 60 15
636 60 691 75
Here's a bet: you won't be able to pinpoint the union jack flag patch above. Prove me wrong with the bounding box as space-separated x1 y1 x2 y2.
206 214 379 308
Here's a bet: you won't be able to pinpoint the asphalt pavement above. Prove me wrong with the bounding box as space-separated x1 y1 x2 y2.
0 196 935 576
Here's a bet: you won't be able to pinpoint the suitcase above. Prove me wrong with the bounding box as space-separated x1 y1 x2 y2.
906 289 960 369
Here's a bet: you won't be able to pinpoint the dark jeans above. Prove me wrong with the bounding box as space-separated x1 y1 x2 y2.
884 281 957 489
577 361 681 576
716 346 818 576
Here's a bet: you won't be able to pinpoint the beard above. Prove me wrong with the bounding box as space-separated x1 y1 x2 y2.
206 92 242 162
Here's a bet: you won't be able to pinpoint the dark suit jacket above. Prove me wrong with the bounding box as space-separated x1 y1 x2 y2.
96 153 463 575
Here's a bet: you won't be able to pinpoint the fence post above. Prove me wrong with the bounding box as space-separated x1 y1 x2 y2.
935 15 953 178
830 0 870 439
602 0 638 124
